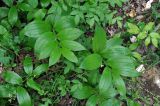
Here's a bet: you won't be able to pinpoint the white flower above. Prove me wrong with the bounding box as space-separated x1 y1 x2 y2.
130 36 137 43
145 0 154 10
136 64 145 72
154 75 160 88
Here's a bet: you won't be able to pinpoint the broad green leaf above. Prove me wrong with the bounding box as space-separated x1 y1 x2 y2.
75 15 80 25
33 64 48 77
1 71 22 85
61 47 78 63
38 42 54 59
18 3 32 11
112 73 126 96
64 61 74 74
54 16 75 32
57 28 83 40
34 32 55 59
99 68 112 94
137 32 147 39
34 9 47 19
0 25 7 35
0 7 9 19
101 46 131 59
61 40 86 51
2 0 13 6
129 43 138 50
16 87 32 106
23 56 33 75
86 95 97 106
132 52 142 60
145 37 150 46
88 69 100 85
0 85 16 98
24 20 51 38
8 6 18 26
92 26 107 53
102 85 118 99
72 85 94 99
41 0 51 7
150 32 160 39
152 38 158 47
100 99 120 106
49 45 61 66
108 56 139 77
27 78 42 93
28 0 38 8
143 22 154 31
80 54 102 70
106 37 122 48
127 23 140 34
100 99 113 106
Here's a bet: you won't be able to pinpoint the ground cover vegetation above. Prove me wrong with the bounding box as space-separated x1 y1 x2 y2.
0 0 160 106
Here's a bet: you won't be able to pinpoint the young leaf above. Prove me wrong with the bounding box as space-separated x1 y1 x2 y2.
145 37 151 46
1 71 22 85
8 6 18 26
23 56 33 75
80 54 102 70
127 23 140 34
61 40 86 51
24 20 51 38
112 73 126 96
152 38 158 47
143 22 154 31
27 78 42 94
150 32 160 39
92 26 107 53
86 95 97 106
16 87 32 106
57 28 83 40
61 47 78 63
137 32 147 39
72 85 94 99
99 68 112 94
33 64 48 77
49 45 61 66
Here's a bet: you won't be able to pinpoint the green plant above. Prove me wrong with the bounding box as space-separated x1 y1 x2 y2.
70 26 140 105
0 56 48 106
0 0 153 105
127 22 160 48
69 1 123 28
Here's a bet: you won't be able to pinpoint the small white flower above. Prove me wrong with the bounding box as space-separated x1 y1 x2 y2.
130 36 137 43
154 75 160 88
145 0 154 10
136 64 145 72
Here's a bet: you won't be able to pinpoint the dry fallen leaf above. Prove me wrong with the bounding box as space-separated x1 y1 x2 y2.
128 9 136 17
